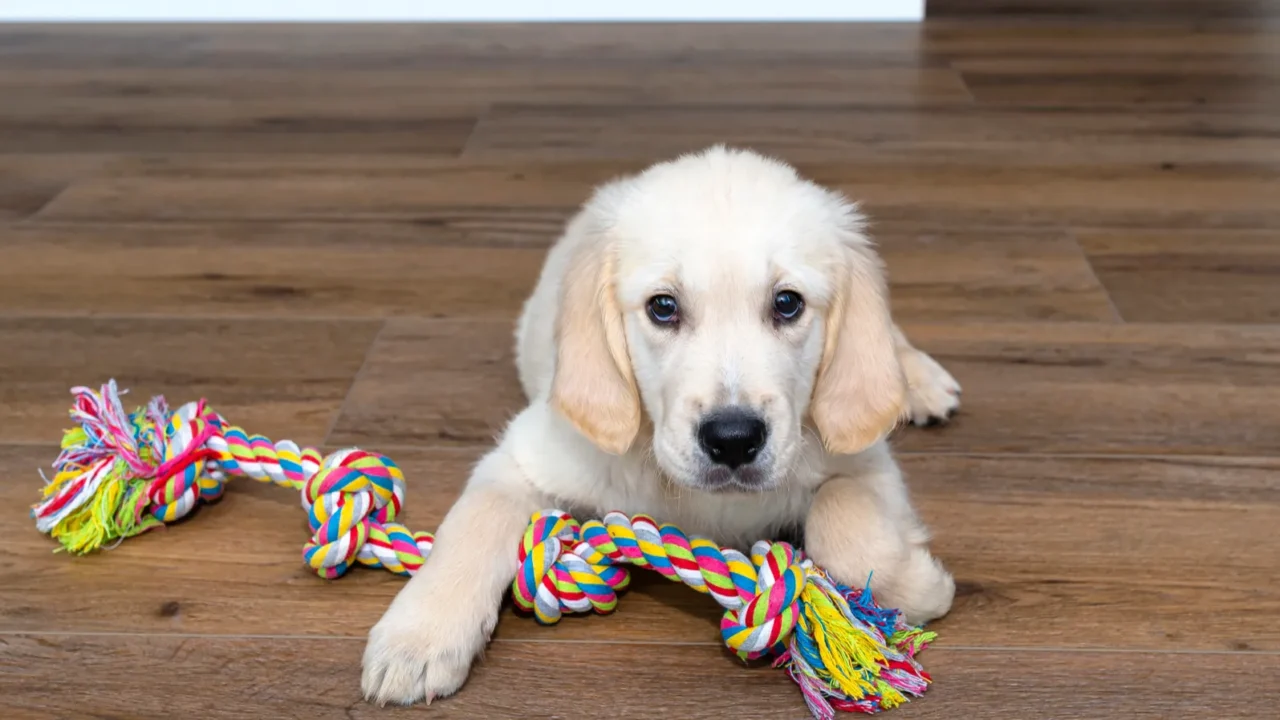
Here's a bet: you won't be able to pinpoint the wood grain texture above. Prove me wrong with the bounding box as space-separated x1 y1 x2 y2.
331 319 1280 455
39 155 1280 229
890 323 1280 455
1078 229 1280 323
327 319 523 447
0 155 109 220
0 317 380 446
878 226 1116 322
2 636 1277 720
35 156 631 221
4 17 1279 720
0 101 475 154
0 222 1113 321
464 104 1280 166
955 56 1280 107
923 22 1280 57
2 66 973 112
0 222 549 318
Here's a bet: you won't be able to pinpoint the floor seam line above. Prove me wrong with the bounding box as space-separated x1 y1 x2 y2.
1 631 1277 656
322 319 388 447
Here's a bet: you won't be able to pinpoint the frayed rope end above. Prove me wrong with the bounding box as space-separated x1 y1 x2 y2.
777 568 935 715
31 381 171 554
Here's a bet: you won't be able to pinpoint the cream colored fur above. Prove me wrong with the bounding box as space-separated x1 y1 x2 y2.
362 147 960 706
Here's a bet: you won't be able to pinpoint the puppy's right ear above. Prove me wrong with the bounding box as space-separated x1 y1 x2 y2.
550 235 641 455
810 241 907 456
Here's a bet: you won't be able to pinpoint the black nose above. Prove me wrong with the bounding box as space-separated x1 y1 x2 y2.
698 410 768 469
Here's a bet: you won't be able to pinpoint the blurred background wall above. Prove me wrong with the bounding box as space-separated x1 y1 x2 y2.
0 1 926 22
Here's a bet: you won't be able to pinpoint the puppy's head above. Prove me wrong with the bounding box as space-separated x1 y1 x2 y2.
551 147 906 492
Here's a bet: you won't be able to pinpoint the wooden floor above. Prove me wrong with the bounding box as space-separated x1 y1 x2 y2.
3 12 1280 720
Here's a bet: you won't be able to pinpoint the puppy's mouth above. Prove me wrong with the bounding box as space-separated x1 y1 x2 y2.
695 464 774 493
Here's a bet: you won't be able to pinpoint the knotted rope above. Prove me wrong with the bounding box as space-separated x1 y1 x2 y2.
512 509 936 716
31 380 935 718
32 380 434 578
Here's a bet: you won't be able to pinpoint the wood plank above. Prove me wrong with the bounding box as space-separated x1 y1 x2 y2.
1078 228 1280 323
0 222 550 318
0 65 973 110
326 319 523 447
813 162 1279 228
329 320 1280 456
0 155 108 220
1 635 1276 719
955 56 1280 107
0 317 380 446
0 636 806 720
0 69 476 152
904 452 1280 504
6 443 1278 652
35 156 631 221
924 22 1280 58
464 104 1280 166
0 112 475 155
0 222 1114 321
890 322 1280 456
779 161 1280 229
0 39 487 154
38 156 1280 229
879 226 1116 322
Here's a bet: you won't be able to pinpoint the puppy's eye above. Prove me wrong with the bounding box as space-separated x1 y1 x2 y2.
773 290 805 323
647 295 680 326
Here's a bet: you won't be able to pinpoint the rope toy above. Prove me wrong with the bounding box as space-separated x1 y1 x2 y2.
32 380 937 718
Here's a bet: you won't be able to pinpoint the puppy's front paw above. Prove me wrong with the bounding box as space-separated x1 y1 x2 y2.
360 590 495 706
902 349 961 427
884 547 955 626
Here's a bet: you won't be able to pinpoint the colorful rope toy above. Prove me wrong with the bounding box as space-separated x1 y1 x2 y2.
32 380 937 718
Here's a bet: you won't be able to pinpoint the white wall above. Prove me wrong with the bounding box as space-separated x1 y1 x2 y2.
0 1 924 22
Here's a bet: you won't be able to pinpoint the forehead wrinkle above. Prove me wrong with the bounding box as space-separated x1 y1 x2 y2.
615 245 682 305
767 237 841 304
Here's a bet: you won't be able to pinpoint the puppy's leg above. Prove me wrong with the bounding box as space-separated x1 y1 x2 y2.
361 446 543 705
893 325 961 427
805 446 954 625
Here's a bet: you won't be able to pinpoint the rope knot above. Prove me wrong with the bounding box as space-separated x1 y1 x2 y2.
513 510 630 623
146 401 226 522
719 542 805 660
300 449 418 579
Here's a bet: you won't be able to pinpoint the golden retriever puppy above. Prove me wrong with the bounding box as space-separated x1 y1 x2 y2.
362 146 960 705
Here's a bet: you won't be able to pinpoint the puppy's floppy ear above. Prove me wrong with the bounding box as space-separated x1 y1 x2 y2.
550 233 641 455
810 239 907 456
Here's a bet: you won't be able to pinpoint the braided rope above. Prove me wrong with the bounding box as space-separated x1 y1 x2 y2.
513 509 807 659
165 400 436 578
33 382 434 579
31 381 936 718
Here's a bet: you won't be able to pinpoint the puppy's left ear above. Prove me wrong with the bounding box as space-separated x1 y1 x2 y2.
810 240 907 456
550 232 642 455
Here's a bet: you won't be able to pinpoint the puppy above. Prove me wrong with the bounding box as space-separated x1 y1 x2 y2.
362 146 960 705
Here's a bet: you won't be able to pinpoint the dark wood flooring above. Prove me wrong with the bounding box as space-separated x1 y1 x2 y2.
2 14 1279 720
